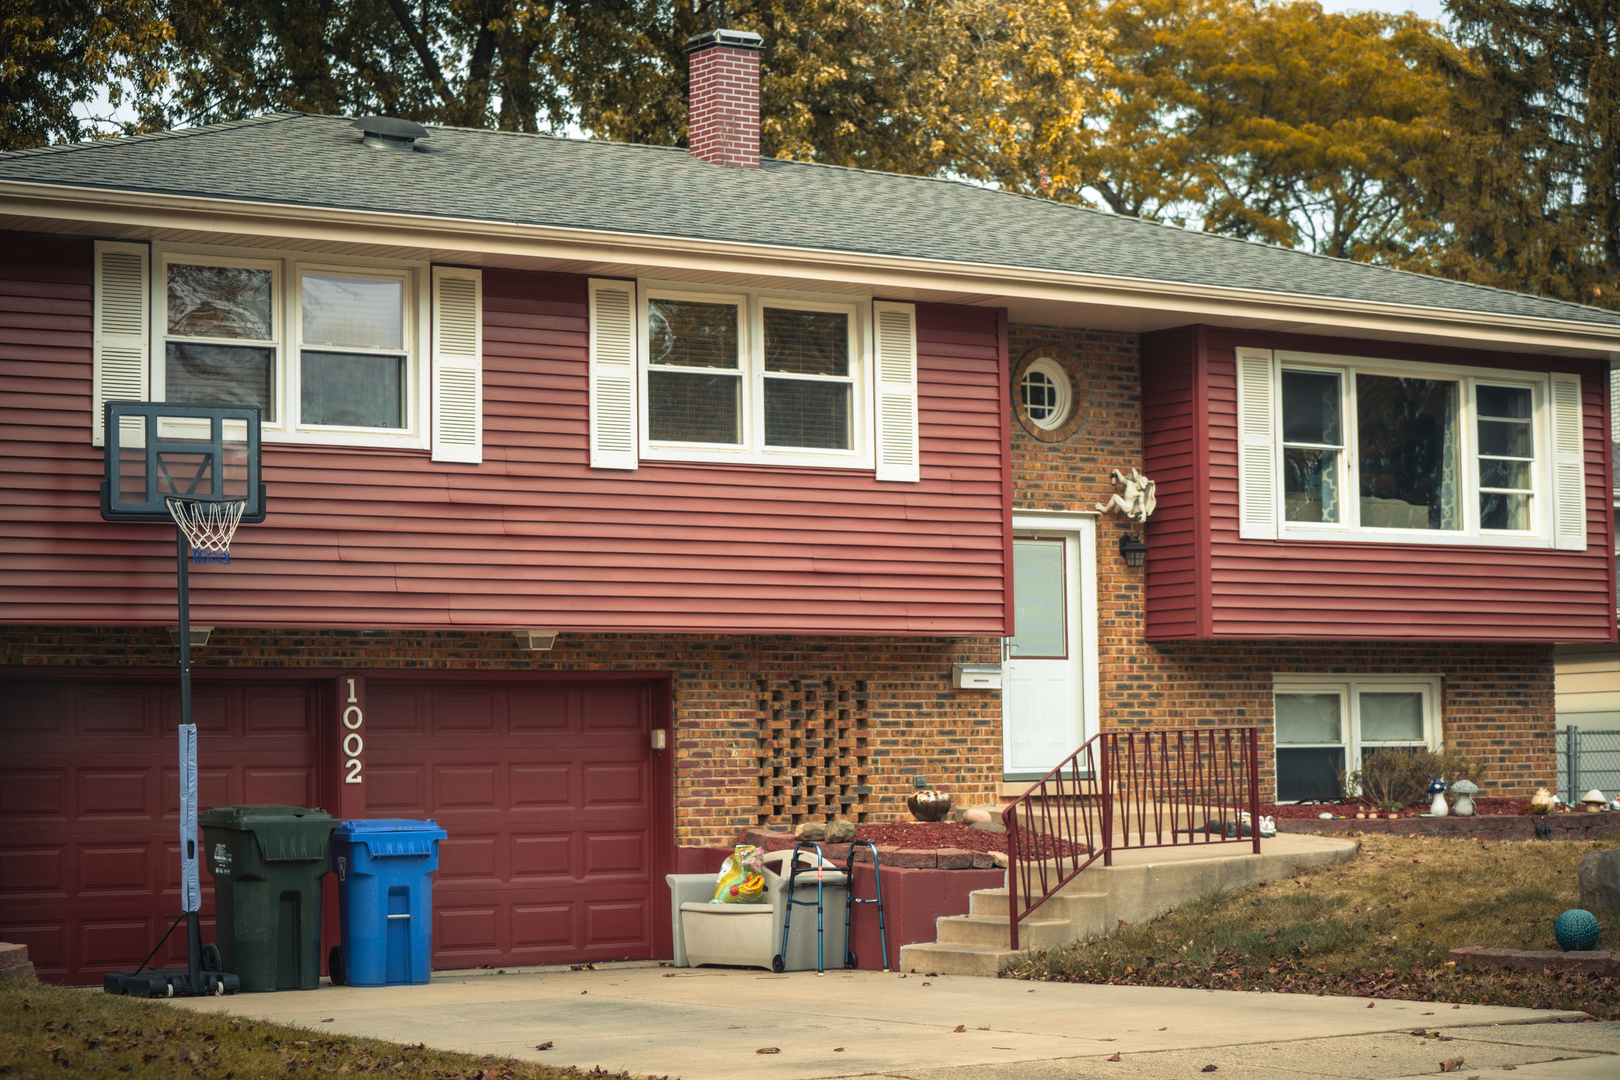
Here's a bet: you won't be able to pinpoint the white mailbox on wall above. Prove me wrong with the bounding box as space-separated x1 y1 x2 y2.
952 663 1003 690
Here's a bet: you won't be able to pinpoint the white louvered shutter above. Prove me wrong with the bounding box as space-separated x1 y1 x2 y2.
1236 348 1278 540
588 278 638 470
873 301 919 482
431 267 482 464
93 241 150 446
1550 372 1587 551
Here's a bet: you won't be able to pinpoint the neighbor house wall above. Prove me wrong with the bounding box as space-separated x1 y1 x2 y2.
1009 324 1557 798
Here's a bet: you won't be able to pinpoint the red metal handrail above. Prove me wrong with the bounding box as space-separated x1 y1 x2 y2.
1001 725 1261 950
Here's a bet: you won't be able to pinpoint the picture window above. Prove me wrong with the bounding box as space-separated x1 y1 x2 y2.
1273 676 1439 803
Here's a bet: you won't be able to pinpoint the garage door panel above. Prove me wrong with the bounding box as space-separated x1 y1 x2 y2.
78 769 153 817
436 905 501 952
510 832 574 878
77 843 154 894
438 833 501 882
368 678 657 970
80 689 152 736
243 766 316 806
509 690 571 732
584 900 649 946
432 690 498 733
580 688 642 732
366 764 426 812
511 902 575 949
511 763 572 807
1 767 66 817
583 762 646 807
0 846 67 897
0 677 322 984
243 689 316 735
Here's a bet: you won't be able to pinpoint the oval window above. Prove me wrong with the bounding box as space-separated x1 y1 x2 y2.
1020 357 1072 430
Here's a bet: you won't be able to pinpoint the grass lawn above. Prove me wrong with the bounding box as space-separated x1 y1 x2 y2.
0 978 648 1080
1007 834 1620 1018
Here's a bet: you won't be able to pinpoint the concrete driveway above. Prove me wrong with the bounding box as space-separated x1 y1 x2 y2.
168 962 1619 1080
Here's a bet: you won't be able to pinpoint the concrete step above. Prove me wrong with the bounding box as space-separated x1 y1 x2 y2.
968 886 1106 920
896 941 1021 977
935 914 1068 950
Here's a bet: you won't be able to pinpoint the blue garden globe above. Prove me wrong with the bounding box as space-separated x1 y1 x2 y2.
1553 909 1601 951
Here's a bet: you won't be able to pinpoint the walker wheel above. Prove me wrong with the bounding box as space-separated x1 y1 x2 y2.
845 953 858 970
329 945 346 986
771 954 786 973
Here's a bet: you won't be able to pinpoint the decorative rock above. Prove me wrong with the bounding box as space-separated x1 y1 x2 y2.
960 808 993 825
0 942 35 981
969 818 1007 834
1580 847 1620 913
1554 909 1601 951
794 822 828 841
825 819 856 843
991 851 1010 869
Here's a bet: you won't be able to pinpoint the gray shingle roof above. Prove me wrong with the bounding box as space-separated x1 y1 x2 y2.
5 112 1620 330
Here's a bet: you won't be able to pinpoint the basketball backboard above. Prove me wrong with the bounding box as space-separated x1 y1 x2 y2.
100 401 266 523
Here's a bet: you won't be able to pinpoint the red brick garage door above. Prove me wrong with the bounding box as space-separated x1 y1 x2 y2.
0 675 322 985
364 678 660 969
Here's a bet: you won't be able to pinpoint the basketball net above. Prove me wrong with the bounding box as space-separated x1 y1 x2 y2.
166 498 246 564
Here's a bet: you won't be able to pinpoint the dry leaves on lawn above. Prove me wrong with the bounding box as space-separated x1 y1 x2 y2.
1440 1057 1466 1073
1106 1052 1121 1061
757 1047 780 1055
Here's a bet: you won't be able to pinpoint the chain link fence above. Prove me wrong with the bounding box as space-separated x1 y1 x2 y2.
1557 725 1620 803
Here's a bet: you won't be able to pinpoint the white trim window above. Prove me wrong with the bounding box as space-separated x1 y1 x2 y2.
1238 348 1586 549
93 241 482 462
585 278 920 478
1272 675 1441 803
1020 356 1072 430
639 284 868 467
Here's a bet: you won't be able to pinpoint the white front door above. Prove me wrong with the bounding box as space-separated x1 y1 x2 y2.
1003 525 1091 779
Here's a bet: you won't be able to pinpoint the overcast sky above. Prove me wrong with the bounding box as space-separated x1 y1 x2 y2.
1314 0 1449 22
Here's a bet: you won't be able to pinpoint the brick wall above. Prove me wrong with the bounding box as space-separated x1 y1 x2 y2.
1005 323 1557 798
1 626 1000 847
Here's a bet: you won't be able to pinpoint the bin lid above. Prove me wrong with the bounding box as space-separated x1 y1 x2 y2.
198 805 338 862
334 818 446 856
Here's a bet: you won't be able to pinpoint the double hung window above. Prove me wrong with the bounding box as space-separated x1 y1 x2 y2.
1273 676 1439 803
92 240 482 461
1240 348 1586 548
637 285 870 468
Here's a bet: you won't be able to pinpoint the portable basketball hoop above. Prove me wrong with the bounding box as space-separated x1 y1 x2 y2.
98 401 266 997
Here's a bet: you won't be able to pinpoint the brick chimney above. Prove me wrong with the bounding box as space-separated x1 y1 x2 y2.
685 29 764 168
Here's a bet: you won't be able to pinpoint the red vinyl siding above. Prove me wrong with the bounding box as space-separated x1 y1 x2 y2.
0 238 1010 635
1142 326 1618 643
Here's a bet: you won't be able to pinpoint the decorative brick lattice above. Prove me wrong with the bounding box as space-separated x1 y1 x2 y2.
756 679 872 825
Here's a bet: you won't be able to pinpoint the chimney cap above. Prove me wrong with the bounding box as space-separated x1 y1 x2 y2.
685 28 763 54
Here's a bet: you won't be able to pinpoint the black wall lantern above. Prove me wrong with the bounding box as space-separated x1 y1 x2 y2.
1119 533 1148 568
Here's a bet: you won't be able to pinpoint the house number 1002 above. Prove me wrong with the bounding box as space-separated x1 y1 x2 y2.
342 677 363 784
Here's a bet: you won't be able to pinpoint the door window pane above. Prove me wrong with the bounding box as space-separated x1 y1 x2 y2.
1275 693 1342 744
302 274 404 350
300 351 404 428
1010 538 1065 658
167 264 273 340
1359 692 1424 742
165 342 275 419
1356 375 1460 530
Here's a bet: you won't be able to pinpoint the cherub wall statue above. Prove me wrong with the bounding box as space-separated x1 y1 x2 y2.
1095 468 1156 523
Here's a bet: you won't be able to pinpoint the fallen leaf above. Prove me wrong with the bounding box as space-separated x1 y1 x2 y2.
1502 1066 1516 1071
534 1042 552 1051
1452 1005 1461 1010
1106 1053 1121 1062
570 963 595 972
1411 1029 1427 1036
1158 1027 1167 1031
1202 1066 1218 1073
1439 1057 1466 1073
953 1025 965 1033
926 972 938 977
833 1047 844 1052
921 982 932 987
321 1019 334 1023
756 1047 780 1055
580 991 587 995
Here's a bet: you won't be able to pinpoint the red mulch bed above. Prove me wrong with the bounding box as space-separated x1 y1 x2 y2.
758 821 1087 859
1262 797 1524 819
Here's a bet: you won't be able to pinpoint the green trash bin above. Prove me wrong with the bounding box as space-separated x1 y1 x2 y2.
200 805 338 992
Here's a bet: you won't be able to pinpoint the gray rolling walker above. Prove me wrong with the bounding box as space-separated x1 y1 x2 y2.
774 840 890 973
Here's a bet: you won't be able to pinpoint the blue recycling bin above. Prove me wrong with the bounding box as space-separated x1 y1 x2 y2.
329 819 446 987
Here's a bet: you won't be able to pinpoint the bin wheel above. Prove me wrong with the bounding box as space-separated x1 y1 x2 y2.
771 954 786 973
201 943 222 973
329 946 346 987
